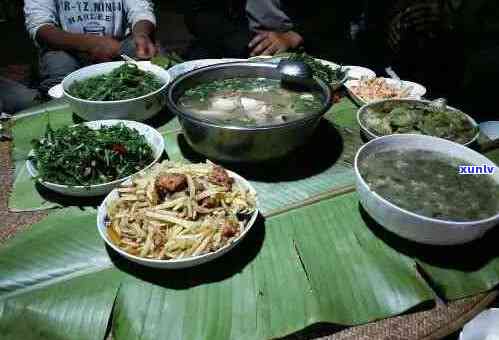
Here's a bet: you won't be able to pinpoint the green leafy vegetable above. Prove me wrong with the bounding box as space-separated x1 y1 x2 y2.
362 102 477 144
31 123 155 185
68 63 163 101
287 51 346 84
151 52 183 70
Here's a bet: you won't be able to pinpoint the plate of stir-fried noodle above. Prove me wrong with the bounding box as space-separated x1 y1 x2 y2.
97 160 258 268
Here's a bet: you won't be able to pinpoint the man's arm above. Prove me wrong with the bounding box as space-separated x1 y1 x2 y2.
36 26 122 61
125 0 158 59
246 0 303 56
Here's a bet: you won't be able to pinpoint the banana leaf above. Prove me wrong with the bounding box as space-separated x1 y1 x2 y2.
0 208 121 340
0 193 438 340
8 98 362 214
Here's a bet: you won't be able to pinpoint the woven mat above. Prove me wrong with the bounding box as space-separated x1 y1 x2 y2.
2 127 497 339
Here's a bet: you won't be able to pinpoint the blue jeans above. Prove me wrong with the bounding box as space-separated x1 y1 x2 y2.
38 36 137 94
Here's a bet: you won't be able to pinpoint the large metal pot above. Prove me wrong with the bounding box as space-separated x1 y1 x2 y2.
166 62 333 162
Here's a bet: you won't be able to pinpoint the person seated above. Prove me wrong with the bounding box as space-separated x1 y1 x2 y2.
24 0 158 94
183 0 303 59
246 0 304 56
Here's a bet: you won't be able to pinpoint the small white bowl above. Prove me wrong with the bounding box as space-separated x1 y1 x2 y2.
479 121 499 140
26 120 164 197
459 308 499 340
355 134 499 245
357 99 480 146
345 77 426 106
53 61 171 122
97 170 259 269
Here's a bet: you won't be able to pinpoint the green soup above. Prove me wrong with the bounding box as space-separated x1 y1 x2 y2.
359 149 499 221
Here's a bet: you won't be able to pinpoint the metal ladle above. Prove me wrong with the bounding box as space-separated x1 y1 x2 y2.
277 59 313 88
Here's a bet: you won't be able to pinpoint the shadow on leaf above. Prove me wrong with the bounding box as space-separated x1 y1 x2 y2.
358 203 499 271
176 119 345 182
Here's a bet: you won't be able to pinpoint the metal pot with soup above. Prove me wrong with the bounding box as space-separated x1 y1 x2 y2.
166 62 333 162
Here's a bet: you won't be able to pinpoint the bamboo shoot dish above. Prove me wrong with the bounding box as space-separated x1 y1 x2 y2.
106 161 257 260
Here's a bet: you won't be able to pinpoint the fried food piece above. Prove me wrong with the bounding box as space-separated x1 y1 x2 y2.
209 166 234 189
155 173 187 198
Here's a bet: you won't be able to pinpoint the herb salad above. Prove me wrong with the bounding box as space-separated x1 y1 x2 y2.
68 63 164 101
31 124 155 186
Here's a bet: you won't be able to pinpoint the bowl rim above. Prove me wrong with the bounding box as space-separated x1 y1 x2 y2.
26 119 165 190
96 168 259 266
62 61 171 104
354 133 499 226
356 98 480 146
166 61 333 131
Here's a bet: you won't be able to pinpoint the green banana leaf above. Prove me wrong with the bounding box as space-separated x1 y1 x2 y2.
1 193 441 340
8 98 362 214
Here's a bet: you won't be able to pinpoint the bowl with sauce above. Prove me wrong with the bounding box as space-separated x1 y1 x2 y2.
354 134 499 245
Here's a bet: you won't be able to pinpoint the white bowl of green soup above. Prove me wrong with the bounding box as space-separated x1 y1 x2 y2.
354 134 499 245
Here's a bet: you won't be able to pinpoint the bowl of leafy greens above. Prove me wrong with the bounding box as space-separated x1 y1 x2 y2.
55 61 171 122
357 99 479 146
26 120 165 197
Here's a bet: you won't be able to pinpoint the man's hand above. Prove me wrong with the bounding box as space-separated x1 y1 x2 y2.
86 36 122 62
249 30 303 56
133 33 157 60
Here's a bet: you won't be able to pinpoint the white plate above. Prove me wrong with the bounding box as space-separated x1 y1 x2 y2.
26 120 164 197
345 77 427 106
168 58 244 80
97 169 259 269
343 65 376 80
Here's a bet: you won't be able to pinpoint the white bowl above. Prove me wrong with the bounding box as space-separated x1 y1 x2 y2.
479 121 499 140
357 99 480 146
54 61 171 121
26 120 164 197
345 77 426 106
354 134 499 245
459 308 499 340
97 170 259 269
